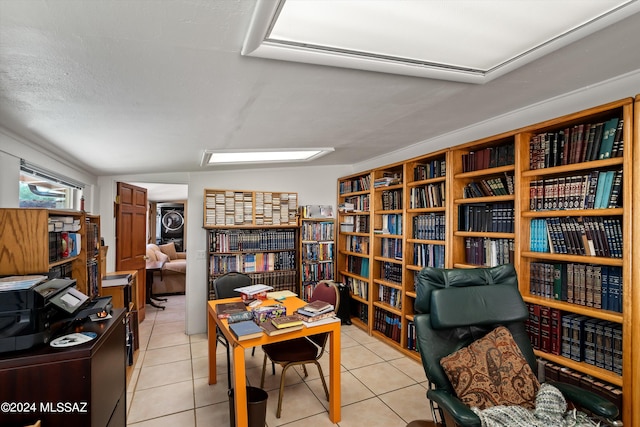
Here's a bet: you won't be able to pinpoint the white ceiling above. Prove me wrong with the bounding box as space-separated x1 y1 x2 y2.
1 0 640 177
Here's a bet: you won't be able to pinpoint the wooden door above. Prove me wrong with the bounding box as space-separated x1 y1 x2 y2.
116 182 148 322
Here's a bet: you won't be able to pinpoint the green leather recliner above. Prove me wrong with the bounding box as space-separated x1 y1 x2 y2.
413 264 619 426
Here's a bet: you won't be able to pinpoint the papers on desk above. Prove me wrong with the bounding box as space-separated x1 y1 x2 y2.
266 290 297 300
233 284 273 295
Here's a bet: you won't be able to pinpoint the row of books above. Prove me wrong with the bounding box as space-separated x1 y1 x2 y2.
48 231 81 262
412 213 446 241
301 221 334 241
381 261 402 285
379 214 402 235
254 192 298 226
208 251 297 275
464 237 514 267
345 235 369 254
458 203 514 233
346 276 369 300
48 215 81 232
380 189 402 210
378 284 401 309
412 243 446 268
529 118 623 170
205 191 252 226
529 217 623 258
461 142 514 172
301 261 335 283
339 175 371 194
526 304 622 375
343 194 370 212
541 362 622 415
346 255 369 278
380 237 402 260
374 173 402 188
529 262 623 313
373 307 401 344
463 174 514 198
409 182 446 209
301 241 334 262
340 214 370 233
351 300 369 324
85 219 100 257
209 229 296 252
529 170 623 211
413 159 446 181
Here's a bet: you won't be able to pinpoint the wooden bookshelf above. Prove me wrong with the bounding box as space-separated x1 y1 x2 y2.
299 205 336 301
336 96 637 425
516 98 633 424
203 189 298 227
336 170 372 331
0 208 103 298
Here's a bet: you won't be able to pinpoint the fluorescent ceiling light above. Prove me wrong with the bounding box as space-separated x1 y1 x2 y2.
242 0 640 84
201 148 333 166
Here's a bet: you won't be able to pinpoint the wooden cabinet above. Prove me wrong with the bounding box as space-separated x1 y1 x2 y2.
336 96 637 425
0 208 102 299
0 309 127 427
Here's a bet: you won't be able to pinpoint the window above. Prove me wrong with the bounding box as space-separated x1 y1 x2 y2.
19 161 84 209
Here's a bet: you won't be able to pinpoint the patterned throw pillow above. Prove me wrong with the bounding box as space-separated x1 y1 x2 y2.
440 326 540 410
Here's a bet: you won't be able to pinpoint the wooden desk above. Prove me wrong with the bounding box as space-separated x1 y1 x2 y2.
207 297 341 427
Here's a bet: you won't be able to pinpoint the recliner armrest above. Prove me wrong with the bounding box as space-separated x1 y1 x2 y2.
427 389 481 427
547 380 619 419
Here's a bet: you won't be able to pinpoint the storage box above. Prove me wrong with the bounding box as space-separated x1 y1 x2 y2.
252 304 286 324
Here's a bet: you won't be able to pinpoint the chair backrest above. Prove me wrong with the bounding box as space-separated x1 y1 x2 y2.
213 271 252 299
413 264 535 395
306 280 340 347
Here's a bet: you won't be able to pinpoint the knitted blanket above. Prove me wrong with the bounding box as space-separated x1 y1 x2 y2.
472 383 600 427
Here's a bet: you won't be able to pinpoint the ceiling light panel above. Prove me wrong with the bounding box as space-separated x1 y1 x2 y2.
201 148 334 166
243 0 640 83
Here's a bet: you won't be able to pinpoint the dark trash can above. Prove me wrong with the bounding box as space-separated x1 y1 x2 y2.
228 386 268 427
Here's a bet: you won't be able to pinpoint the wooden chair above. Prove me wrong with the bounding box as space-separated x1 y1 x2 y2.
260 280 340 418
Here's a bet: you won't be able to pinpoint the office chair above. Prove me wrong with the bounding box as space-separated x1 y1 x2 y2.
260 280 340 418
413 264 619 427
212 271 254 389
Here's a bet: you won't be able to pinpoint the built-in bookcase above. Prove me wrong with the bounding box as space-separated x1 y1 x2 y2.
337 171 372 330
371 162 404 345
203 189 300 299
516 98 633 423
404 150 448 354
299 205 336 301
450 134 518 269
336 96 638 425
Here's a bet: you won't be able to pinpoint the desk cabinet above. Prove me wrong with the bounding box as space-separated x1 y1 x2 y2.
0 309 127 427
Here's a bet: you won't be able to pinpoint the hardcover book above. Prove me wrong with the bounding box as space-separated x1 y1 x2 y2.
228 320 263 341
271 314 304 329
260 320 303 336
216 301 247 319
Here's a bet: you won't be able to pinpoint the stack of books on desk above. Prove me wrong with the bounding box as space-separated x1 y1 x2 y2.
295 300 336 323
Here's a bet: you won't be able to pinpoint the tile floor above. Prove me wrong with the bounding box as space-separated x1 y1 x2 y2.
126 295 435 427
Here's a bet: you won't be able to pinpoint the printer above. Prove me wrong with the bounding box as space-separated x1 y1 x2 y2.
0 276 109 353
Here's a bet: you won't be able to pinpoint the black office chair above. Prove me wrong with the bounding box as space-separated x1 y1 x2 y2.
212 271 253 389
413 264 619 427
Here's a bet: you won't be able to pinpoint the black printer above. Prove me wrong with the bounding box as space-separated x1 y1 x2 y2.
0 277 93 353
